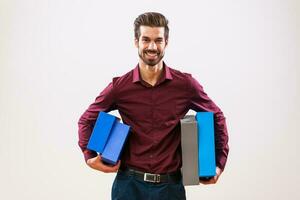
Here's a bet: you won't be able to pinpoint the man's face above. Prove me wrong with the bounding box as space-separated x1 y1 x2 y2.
135 26 168 66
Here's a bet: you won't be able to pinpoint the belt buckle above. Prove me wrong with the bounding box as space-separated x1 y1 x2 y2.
144 172 161 183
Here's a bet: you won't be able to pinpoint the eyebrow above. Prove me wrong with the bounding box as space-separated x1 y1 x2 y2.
141 36 164 40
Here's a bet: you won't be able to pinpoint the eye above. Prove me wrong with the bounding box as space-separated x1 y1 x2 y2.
155 39 163 43
142 38 150 42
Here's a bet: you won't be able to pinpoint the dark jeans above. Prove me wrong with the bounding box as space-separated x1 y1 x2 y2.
111 171 186 200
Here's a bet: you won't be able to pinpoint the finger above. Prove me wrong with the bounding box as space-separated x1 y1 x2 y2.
116 160 121 167
200 180 213 185
199 179 211 184
101 162 120 173
216 167 222 176
214 172 221 181
87 156 99 166
200 177 217 185
101 164 116 173
107 161 121 172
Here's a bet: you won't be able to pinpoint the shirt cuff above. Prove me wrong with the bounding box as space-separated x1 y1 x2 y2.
83 149 98 163
216 155 228 171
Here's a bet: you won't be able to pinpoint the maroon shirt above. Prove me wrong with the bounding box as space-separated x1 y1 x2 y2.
78 63 229 173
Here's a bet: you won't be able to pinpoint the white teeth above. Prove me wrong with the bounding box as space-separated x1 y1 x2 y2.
146 52 157 56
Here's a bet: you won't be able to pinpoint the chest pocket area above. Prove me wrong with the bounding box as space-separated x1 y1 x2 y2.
151 100 177 129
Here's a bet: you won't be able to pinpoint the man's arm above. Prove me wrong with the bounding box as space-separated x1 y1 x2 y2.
78 82 119 172
187 75 229 183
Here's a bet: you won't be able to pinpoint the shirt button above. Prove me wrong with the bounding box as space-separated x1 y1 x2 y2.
149 155 153 158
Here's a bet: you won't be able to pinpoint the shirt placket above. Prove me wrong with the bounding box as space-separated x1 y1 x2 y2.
149 86 155 168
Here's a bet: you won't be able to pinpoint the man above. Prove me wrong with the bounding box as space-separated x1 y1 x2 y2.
78 12 229 200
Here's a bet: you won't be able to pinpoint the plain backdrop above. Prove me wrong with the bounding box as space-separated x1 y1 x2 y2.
1 0 299 199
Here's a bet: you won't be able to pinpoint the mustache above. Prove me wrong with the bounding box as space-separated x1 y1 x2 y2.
144 50 160 54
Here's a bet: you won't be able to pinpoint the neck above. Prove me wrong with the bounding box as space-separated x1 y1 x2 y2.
139 60 164 86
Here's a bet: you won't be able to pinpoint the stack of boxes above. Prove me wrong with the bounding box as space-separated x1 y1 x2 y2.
87 111 216 186
87 112 130 165
180 112 216 186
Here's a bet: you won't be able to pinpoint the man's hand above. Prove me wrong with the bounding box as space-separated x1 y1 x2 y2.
86 155 121 173
199 167 222 185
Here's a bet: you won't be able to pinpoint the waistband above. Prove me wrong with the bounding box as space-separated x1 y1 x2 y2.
117 168 182 184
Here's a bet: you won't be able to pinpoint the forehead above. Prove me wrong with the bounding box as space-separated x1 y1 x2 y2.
139 26 165 38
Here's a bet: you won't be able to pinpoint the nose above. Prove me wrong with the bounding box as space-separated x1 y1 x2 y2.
148 41 157 50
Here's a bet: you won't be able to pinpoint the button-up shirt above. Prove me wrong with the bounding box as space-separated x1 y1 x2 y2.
78 63 229 173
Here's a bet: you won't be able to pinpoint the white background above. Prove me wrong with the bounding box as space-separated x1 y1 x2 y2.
1 0 299 199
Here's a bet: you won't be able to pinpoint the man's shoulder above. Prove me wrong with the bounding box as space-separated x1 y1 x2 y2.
168 66 193 81
169 67 203 90
111 69 134 86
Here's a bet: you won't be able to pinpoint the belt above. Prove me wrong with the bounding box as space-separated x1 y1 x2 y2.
118 168 182 184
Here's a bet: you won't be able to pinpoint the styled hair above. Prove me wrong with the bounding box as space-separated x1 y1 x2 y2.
134 12 169 41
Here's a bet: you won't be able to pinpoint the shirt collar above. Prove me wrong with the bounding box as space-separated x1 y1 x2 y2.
132 62 173 83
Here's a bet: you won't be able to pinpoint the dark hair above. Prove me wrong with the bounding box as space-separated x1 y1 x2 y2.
134 12 169 41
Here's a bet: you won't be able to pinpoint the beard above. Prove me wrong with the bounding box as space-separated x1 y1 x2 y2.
138 49 165 66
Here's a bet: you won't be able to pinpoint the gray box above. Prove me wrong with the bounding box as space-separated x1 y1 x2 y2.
180 115 199 186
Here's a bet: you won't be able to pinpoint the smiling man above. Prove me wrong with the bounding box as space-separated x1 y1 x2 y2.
78 12 229 200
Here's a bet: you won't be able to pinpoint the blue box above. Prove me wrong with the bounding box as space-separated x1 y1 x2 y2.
87 112 130 165
196 112 216 178
102 122 130 165
87 112 117 153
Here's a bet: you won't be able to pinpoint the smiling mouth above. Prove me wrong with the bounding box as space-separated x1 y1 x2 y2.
145 51 158 58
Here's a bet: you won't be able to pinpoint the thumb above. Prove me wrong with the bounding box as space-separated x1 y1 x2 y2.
96 154 102 162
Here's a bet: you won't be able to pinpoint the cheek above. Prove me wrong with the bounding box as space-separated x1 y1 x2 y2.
158 46 165 53
138 47 145 55
138 41 146 47
140 46 148 53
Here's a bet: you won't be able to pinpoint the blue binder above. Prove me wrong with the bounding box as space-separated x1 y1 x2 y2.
87 112 130 165
196 112 216 178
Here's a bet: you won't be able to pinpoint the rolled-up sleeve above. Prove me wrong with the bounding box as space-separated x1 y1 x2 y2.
188 75 229 171
78 82 116 163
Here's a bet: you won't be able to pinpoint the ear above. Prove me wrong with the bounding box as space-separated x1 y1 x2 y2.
134 38 139 48
165 39 168 47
